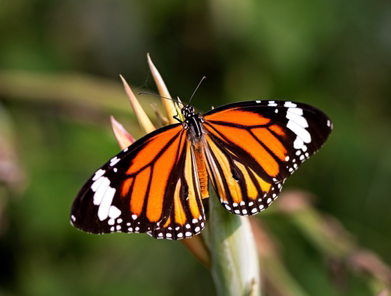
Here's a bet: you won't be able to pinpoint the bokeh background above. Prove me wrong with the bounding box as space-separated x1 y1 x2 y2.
1 1 391 295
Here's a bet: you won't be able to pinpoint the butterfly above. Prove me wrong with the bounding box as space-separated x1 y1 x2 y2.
70 100 332 240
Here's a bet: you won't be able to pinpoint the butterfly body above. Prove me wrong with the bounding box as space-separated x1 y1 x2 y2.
71 100 332 240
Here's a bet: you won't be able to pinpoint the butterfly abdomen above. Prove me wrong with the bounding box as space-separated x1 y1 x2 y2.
193 143 209 199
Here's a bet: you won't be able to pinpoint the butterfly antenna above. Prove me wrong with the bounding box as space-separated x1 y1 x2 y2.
188 76 206 105
138 92 178 103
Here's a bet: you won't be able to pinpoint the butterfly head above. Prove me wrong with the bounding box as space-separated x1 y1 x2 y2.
181 105 204 138
181 105 196 119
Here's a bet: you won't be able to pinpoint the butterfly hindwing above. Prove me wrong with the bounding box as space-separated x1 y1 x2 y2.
202 100 332 215
156 140 206 239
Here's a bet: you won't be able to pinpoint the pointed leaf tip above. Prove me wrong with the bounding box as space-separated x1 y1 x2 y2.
110 116 135 149
147 55 178 123
119 75 155 133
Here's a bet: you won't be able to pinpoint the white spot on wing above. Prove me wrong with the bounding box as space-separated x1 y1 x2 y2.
284 101 297 108
293 137 304 149
286 120 311 143
287 107 303 115
286 110 308 128
92 169 105 181
93 177 110 205
268 101 277 106
91 177 104 192
110 156 120 167
108 205 121 219
98 186 116 221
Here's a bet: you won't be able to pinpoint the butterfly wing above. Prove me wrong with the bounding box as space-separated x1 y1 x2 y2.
202 100 332 215
70 123 205 240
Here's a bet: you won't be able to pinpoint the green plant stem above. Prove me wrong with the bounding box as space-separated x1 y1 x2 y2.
204 185 260 296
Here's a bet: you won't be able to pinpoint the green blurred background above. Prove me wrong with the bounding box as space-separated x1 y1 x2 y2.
1 1 391 295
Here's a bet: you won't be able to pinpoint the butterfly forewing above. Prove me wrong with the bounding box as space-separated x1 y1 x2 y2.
71 123 205 240
202 100 332 215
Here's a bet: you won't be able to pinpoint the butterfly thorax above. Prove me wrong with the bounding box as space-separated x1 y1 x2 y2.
181 105 205 140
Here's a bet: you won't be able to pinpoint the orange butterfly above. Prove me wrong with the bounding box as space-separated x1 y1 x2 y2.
71 100 332 240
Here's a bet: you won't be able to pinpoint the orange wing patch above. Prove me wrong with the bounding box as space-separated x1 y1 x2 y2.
206 108 270 126
205 135 242 204
127 127 182 174
121 177 134 197
184 145 202 219
146 133 184 222
204 124 280 177
233 160 258 200
250 168 271 193
130 166 151 216
252 127 287 161
173 179 187 225
269 124 286 136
